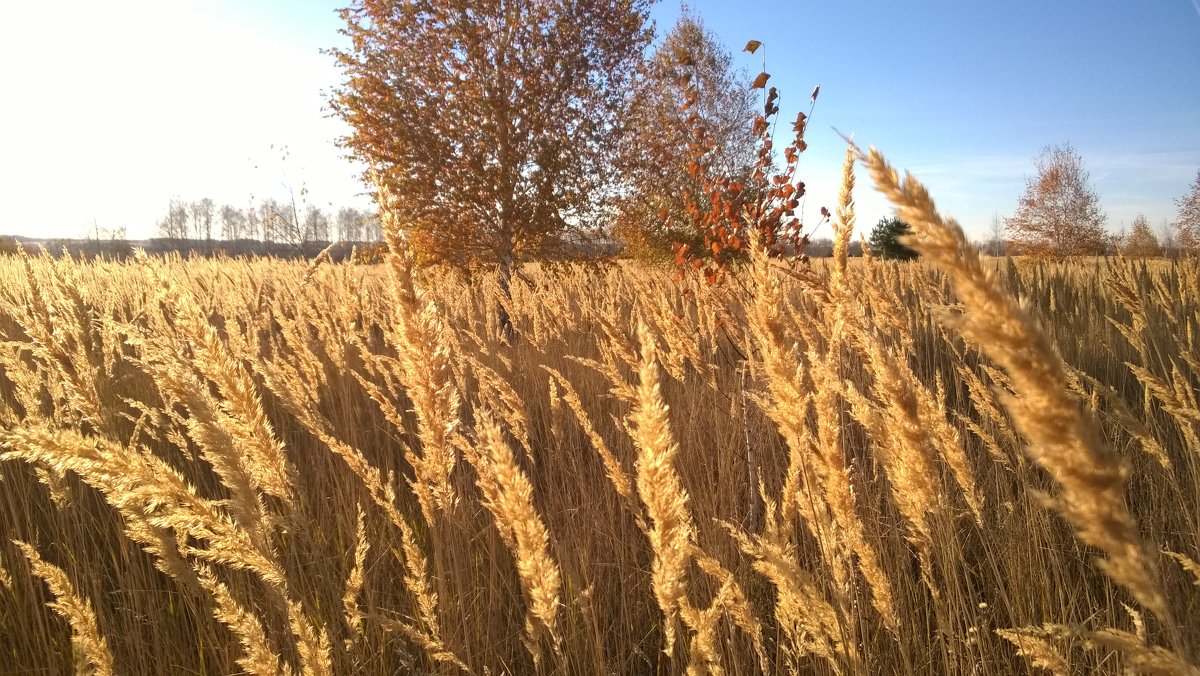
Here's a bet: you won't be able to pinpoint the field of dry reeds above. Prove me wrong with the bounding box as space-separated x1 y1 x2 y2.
0 156 1197 674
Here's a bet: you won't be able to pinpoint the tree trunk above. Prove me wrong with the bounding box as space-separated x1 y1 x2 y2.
497 249 515 343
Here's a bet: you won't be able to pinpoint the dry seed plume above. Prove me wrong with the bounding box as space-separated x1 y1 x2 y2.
14 541 115 676
861 145 1171 624
474 406 563 662
374 175 461 521
631 320 696 653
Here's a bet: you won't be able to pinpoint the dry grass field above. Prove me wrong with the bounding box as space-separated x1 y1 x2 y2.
0 157 1198 674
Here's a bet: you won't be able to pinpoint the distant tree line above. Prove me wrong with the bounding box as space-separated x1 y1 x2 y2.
156 198 381 246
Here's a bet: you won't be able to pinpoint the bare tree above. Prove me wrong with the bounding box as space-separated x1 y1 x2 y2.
336 207 365 242
260 194 310 250
190 198 215 241
362 211 382 242
304 205 331 243
258 198 283 243
246 203 261 241
984 212 1006 256
1156 218 1177 258
1006 143 1111 257
157 199 190 239
1173 168 1200 255
219 205 247 241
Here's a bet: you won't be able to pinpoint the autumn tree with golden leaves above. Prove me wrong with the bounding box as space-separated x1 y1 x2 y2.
1121 214 1161 258
1005 143 1112 257
327 0 654 284
614 10 757 264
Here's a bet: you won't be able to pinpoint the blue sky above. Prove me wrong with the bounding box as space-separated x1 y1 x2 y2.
0 0 1197 240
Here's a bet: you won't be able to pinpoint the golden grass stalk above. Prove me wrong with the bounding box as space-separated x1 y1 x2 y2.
862 145 1171 624
1 426 289 590
169 285 296 507
1081 627 1199 675
14 540 115 676
840 373 938 545
387 508 463 668
995 626 1071 676
133 345 273 541
374 177 461 522
473 406 563 661
832 143 856 290
343 505 370 638
692 553 768 674
1070 367 1172 470
285 597 333 676
680 588 728 676
196 565 293 676
252 328 459 669
1001 624 1200 676
747 248 870 626
808 349 900 629
631 320 696 653
849 269 985 521
723 519 858 671
465 354 534 462
543 365 634 501
1164 550 1200 587
371 613 470 672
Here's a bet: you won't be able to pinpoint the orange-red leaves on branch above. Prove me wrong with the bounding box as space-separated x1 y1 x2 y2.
667 40 817 283
765 86 780 116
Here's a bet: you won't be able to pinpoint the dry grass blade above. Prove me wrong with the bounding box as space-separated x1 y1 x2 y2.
995 626 1071 676
1 426 289 589
14 540 115 676
474 406 563 662
343 505 370 639
1164 550 1200 587
543 365 634 501
631 320 696 654
374 177 461 522
196 564 294 676
862 145 1171 626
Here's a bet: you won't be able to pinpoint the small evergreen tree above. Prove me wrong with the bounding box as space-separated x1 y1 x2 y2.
868 217 918 260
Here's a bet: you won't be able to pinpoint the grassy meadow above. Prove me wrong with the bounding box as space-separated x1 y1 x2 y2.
0 161 1198 675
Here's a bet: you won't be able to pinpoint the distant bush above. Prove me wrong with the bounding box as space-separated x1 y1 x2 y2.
1122 214 1162 258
